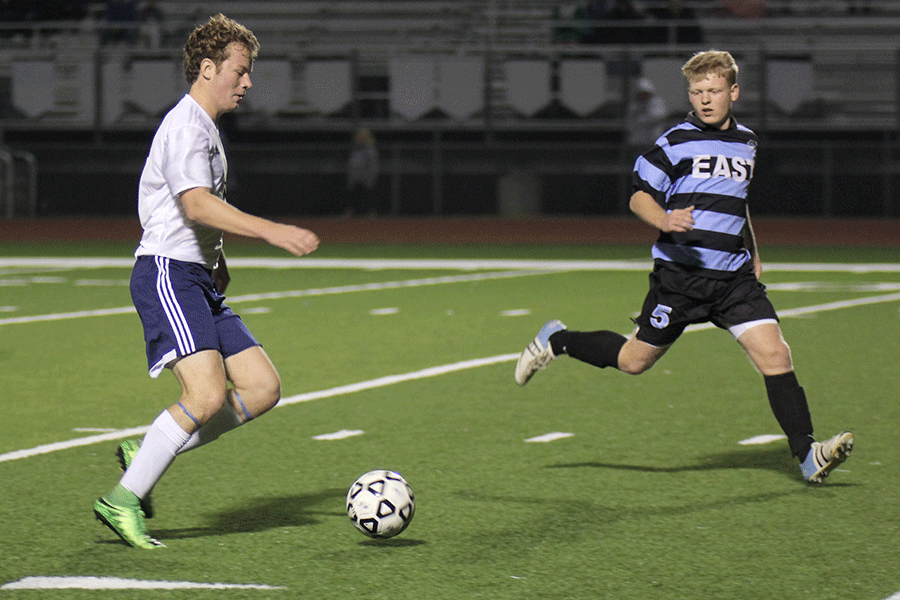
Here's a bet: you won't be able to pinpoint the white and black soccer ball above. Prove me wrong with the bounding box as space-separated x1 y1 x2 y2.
346 470 415 539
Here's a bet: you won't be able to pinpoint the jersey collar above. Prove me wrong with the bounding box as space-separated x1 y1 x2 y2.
686 111 739 132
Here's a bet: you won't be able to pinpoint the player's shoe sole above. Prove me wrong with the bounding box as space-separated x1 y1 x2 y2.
515 320 566 386
803 431 854 483
116 439 154 519
93 497 164 549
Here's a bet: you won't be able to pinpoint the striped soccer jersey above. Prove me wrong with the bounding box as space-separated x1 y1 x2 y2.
633 112 758 278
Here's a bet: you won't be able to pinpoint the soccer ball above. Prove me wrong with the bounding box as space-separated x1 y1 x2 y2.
346 470 415 539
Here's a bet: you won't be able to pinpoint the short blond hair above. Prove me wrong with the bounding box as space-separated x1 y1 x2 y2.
681 50 738 86
183 14 259 85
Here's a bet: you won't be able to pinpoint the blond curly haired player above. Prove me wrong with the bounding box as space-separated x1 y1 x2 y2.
94 14 319 548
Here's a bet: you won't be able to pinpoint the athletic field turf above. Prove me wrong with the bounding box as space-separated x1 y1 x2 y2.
1 240 898 599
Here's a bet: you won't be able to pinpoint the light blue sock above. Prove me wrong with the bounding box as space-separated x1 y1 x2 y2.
799 446 817 478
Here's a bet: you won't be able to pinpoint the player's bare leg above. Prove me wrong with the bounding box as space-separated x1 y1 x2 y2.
615 335 669 375
95 351 227 548
170 350 230 432
173 346 281 454
224 345 282 419
516 320 674 385
735 321 792 376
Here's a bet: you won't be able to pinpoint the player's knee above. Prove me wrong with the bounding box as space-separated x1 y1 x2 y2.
616 336 665 375
182 387 228 423
254 372 282 413
755 342 793 374
265 374 282 405
618 356 654 375
231 369 282 418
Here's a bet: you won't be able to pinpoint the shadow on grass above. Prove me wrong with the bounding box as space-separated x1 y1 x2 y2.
152 488 346 541
549 445 858 486
358 538 427 548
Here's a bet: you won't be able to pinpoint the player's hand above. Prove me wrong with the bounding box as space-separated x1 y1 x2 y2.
212 260 230 294
661 205 695 233
262 223 320 256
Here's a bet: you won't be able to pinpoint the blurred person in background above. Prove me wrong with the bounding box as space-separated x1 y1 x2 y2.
626 77 668 161
345 128 380 216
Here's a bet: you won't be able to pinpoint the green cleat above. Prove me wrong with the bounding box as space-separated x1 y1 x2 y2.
116 439 154 518
93 496 164 549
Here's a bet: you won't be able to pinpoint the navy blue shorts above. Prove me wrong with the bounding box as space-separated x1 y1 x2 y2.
633 263 779 347
131 255 259 378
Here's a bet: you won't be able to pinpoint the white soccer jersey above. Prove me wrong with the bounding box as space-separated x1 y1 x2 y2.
134 94 226 269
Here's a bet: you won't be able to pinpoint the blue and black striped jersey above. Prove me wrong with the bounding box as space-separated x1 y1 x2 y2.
632 112 757 278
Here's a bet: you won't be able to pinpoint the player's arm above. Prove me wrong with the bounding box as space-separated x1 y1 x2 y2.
629 190 695 233
178 187 319 257
742 205 763 279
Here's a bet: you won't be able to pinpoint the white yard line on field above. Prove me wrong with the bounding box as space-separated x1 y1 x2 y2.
0 305 138 325
2 256 899 327
1 291 898 465
0 270 553 326
0 577 283 590
526 432 575 443
1 256 899 272
0 427 151 463
0 257 654 270
0 356 519 463
682 292 900 334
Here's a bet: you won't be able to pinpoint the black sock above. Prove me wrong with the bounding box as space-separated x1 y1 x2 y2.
764 371 814 459
550 330 627 369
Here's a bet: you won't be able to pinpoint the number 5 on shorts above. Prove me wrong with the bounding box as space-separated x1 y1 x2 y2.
650 304 672 329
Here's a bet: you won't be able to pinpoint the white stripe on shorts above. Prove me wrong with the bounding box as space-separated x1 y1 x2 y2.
729 318 778 340
154 256 196 356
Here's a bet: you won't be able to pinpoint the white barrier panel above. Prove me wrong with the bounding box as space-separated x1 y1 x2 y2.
642 58 688 116
12 61 55 118
249 59 292 114
767 59 813 114
559 59 606 117
306 60 351 115
505 60 551 117
437 58 483 120
390 57 436 120
128 60 181 116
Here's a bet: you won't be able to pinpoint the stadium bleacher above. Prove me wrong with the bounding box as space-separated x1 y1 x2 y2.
1 1 899 219
0 1 897 130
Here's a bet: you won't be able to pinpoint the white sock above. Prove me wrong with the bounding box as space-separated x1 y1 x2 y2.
176 402 244 455
121 410 191 499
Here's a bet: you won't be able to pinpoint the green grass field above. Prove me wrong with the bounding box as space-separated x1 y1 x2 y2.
1 240 898 599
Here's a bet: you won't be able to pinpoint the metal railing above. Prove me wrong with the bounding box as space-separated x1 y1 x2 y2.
0 147 37 218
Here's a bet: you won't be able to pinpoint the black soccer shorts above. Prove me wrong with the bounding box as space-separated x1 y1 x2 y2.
632 262 779 347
